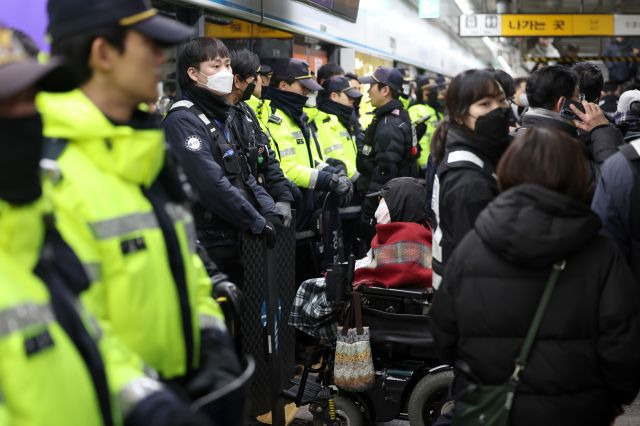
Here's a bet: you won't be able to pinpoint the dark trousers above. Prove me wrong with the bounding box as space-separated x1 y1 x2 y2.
206 244 243 288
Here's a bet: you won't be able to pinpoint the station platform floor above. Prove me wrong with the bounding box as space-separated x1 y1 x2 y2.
286 396 640 425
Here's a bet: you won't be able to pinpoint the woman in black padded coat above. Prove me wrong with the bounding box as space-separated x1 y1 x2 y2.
430 127 640 426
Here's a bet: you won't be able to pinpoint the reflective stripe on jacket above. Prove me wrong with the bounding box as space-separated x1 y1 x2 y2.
36 89 224 379
253 102 326 189
313 110 359 180
408 103 439 169
0 200 162 426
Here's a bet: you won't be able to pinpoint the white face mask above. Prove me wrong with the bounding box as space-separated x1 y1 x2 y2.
374 198 391 225
305 91 317 108
198 68 234 95
519 93 529 107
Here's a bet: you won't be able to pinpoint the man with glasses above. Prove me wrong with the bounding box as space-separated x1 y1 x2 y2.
518 65 622 201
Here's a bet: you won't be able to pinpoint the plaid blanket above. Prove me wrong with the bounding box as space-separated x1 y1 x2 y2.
354 222 432 289
288 277 345 340
614 111 640 126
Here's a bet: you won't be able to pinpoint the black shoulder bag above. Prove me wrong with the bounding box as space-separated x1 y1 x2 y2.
452 260 566 426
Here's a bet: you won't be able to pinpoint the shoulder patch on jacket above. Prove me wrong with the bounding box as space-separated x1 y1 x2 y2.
391 109 400 115
185 135 203 152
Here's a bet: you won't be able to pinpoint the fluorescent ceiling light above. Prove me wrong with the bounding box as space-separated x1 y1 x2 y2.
454 0 474 14
497 55 514 76
483 36 499 54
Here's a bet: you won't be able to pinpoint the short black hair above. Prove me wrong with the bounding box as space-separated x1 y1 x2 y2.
270 74 294 88
177 37 229 90
50 25 127 86
603 81 619 94
377 82 400 99
620 81 640 94
317 62 344 84
344 72 358 81
490 69 515 98
229 48 259 80
572 62 604 103
514 77 527 88
526 65 578 110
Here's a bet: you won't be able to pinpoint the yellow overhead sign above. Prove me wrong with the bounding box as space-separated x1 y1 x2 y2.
501 14 613 36
205 18 292 39
460 14 639 37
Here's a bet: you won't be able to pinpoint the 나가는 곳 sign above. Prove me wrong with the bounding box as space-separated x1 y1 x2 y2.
459 14 634 37
501 14 613 36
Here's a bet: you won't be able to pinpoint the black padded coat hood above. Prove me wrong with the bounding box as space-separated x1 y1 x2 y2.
474 184 601 267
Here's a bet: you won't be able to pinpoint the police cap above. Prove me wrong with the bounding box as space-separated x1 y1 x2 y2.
358 66 403 93
0 27 75 99
47 0 193 44
258 64 272 77
272 58 322 92
322 76 362 99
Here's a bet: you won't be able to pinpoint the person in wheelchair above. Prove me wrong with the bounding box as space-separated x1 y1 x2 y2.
289 176 432 342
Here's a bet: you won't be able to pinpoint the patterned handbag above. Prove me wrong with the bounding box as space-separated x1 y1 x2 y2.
333 291 375 391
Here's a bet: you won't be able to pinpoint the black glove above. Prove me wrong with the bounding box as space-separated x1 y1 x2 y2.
212 273 242 315
329 174 352 196
186 329 242 399
261 220 277 249
340 181 354 207
326 158 348 177
415 122 427 141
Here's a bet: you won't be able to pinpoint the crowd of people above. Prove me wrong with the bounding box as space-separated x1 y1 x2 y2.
3 0 640 425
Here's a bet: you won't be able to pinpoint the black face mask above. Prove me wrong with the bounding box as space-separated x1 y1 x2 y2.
473 107 511 141
352 95 362 114
0 114 44 205
241 81 256 102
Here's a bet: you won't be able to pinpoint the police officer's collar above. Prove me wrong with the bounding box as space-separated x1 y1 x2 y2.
373 98 404 117
264 86 308 125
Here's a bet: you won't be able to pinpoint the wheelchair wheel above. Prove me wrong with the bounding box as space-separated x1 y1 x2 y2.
312 396 364 426
407 370 454 426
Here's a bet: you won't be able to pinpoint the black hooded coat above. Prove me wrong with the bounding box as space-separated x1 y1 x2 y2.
430 184 640 426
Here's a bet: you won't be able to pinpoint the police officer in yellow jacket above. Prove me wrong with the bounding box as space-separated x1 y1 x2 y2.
36 0 241 415
0 26 205 426
252 58 353 228
313 76 363 181
408 75 442 173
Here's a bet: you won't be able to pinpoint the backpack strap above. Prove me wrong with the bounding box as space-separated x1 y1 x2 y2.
167 100 221 138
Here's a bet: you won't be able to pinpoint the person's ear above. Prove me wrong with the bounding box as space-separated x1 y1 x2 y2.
382 85 390 98
278 80 288 91
187 67 200 83
88 37 120 73
233 74 243 90
554 96 565 113
330 92 339 102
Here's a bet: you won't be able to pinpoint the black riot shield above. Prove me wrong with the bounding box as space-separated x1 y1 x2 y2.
320 192 345 268
240 222 296 423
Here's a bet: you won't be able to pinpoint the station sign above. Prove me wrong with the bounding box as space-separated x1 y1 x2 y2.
460 14 640 37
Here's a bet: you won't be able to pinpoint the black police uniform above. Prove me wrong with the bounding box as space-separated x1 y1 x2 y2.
357 67 418 226
163 87 278 284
